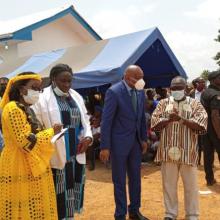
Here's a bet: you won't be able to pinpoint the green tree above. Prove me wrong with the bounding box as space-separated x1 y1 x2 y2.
214 29 220 66
200 70 209 81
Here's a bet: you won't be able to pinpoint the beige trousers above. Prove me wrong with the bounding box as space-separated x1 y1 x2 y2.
161 162 199 220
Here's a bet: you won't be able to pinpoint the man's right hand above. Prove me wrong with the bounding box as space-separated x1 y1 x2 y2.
53 123 63 135
100 149 110 163
169 113 181 122
168 108 181 122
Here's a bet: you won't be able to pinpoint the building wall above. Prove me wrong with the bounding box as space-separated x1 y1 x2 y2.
18 14 95 57
0 43 18 61
0 14 97 61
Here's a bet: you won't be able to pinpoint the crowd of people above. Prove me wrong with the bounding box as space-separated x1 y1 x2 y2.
0 63 219 220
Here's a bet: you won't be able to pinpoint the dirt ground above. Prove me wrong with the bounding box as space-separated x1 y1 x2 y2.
76 157 220 220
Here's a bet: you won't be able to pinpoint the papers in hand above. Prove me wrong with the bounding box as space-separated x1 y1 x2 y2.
51 128 68 144
199 190 213 195
76 153 86 164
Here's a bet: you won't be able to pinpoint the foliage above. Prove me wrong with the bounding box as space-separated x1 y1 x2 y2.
214 29 220 66
200 70 209 81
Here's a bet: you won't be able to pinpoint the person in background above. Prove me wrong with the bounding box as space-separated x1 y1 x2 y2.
87 105 102 171
151 76 207 220
144 100 153 125
0 77 9 152
189 77 206 165
185 82 194 96
190 77 206 100
33 64 93 220
146 89 159 113
189 78 198 97
0 77 9 99
100 65 149 220
200 70 220 186
142 115 159 163
92 105 103 120
0 131 3 154
155 87 168 101
146 89 154 101
0 72 62 219
87 116 101 171
85 102 94 120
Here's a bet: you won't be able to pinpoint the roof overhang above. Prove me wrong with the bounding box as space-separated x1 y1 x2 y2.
0 5 101 42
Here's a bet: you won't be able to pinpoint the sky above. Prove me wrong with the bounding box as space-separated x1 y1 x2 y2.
0 0 220 81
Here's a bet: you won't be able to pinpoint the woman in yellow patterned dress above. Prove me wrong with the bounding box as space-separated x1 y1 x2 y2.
0 72 62 219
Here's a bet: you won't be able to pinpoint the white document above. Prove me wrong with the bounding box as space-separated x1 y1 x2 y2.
51 128 68 144
76 152 86 165
199 190 213 195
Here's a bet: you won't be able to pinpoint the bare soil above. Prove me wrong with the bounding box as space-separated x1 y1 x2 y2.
76 158 220 220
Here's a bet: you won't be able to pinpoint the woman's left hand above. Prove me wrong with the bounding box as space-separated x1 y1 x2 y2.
77 137 92 154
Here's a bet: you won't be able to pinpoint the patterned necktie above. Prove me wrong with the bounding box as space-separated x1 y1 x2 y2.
131 89 137 113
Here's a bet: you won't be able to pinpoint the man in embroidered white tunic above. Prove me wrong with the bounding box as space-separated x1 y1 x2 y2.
151 76 207 220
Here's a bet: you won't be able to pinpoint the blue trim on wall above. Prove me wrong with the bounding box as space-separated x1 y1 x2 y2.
0 6 101 42
13 32 32 41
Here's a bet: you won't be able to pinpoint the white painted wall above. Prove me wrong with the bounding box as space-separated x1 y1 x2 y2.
0 43 18 61
0 14 98 61
18 14 96 57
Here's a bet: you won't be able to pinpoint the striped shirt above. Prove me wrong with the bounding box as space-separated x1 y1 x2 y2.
151 96 207 166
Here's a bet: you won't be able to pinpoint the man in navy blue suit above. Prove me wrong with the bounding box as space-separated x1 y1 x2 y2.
100 65 149 220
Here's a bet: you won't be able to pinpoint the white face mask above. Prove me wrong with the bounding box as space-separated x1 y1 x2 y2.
171 90 185 101
53 83 69 97
135 79 145 90
23 89 40 105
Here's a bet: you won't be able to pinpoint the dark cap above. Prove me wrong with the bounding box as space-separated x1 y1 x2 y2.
208 70 220 81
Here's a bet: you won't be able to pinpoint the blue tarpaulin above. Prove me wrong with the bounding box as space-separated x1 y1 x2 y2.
5 49 66 78
72 27 187 88
1 27 187 88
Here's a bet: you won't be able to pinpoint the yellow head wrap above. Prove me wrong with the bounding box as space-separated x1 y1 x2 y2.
0 74 41 109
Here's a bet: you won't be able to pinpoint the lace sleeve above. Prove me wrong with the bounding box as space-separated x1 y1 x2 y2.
2 102 55 176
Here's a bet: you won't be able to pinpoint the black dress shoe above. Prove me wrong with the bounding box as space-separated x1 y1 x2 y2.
115 216 126 220
207 178 217 186
129 211 149 220
88 162 95 171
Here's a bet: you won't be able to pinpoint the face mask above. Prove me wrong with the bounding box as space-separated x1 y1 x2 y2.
53 86 69 97
171 90 185 101
134 79 145 90
23 89 40 105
